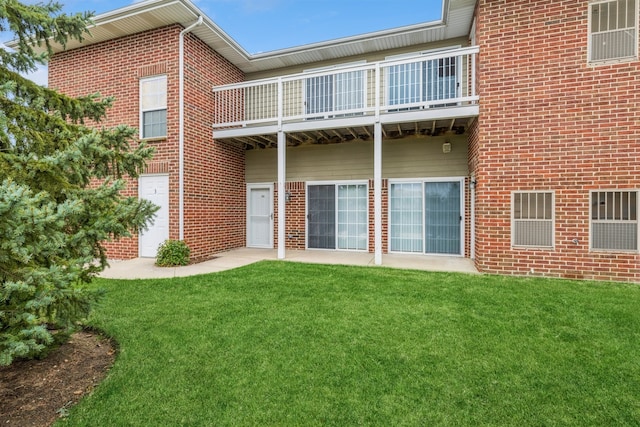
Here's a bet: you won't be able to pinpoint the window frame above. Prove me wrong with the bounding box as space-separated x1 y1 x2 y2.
589 190 639 252
139 75 168 140
511 191 555 249
588 0 639 64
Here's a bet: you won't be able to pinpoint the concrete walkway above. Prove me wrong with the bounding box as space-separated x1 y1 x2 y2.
100 247 479 280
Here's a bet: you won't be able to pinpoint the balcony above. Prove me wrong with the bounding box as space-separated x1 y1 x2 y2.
212 46 479 147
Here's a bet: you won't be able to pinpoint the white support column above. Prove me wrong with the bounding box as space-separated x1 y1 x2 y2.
374 122 383 265
373 63 383 266
277 131 286 260
276 77 286 260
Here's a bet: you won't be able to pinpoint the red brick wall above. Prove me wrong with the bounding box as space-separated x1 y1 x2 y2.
475 0 640 282
468 118 480 260
275 182 306 249
463 177 471 258
49 25 246 260
50 25 182 259
371 179 389 254
183 33 245 260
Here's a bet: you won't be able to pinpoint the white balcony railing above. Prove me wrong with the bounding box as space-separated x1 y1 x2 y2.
212 46 479 129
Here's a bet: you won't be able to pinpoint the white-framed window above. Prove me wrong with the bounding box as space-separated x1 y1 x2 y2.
140 75 167 139
590 190 638 251
588 0 639 63
512 192 554 248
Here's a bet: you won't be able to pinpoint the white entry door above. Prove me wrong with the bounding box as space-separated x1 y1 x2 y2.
139 174 169 257
247 184 273 248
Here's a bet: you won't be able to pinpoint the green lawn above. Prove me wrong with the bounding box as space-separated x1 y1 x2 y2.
61 261 640 426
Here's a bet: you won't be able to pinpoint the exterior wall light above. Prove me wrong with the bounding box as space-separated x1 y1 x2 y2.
442 141 452 153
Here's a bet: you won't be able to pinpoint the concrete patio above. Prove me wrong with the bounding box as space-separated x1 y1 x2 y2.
100 248 479 279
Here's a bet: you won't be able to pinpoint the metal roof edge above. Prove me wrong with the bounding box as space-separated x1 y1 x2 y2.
93 0 253 60
244 0 451 61
5 0 464 72
246 19 447 62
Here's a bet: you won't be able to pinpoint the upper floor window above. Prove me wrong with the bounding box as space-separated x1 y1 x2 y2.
512 192 554 248
140 75 167 139
591 190 638 251
588 0 639 63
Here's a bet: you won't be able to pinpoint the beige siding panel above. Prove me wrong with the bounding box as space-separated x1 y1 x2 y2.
246 142 373 182
245 148 277 182
384 135 468 178
245 136 468 183
288 143 374 181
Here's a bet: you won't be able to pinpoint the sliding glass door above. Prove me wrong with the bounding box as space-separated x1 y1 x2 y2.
390 180 463 255
307 183 368 251
387 54 459 108
305 70 365 118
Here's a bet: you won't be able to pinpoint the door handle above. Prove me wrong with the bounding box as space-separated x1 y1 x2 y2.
270 213 273 220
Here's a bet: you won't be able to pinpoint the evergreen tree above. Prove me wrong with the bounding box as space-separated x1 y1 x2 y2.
0 0 157 365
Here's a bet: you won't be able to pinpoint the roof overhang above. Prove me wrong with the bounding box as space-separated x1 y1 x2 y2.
9 0 477 73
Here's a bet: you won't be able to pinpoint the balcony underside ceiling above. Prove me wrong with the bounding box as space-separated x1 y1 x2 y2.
220 117 475 150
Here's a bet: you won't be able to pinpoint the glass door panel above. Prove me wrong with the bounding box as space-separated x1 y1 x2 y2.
337 184 367 250
307 185 336 249
305 75 333 117
388 62 422 107
389 183 423 252
424 182 461 254
334 71 364 114
425 57 457 102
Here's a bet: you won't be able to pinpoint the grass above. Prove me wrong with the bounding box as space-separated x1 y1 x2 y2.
61 261 640 426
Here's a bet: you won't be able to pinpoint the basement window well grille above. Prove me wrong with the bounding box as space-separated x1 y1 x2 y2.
512 192 554 248
588 0 639 63
591 190 638 251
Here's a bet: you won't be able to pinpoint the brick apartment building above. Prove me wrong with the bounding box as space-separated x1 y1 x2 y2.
44 0 639 282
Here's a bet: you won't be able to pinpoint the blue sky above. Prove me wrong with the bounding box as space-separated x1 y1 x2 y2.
2 0 444 84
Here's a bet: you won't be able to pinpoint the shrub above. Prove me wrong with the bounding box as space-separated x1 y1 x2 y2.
156 240 191 267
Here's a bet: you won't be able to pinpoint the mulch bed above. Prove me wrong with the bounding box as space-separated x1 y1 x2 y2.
0 330 116 427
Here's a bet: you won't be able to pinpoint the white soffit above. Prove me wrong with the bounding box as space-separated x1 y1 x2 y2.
33 0 476 73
